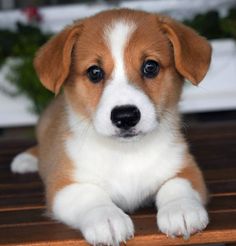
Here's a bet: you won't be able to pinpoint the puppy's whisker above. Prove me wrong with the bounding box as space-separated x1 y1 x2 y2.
59 115 92 147
76 122 93 151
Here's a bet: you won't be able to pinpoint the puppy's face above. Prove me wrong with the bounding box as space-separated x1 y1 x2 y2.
34 9 211 139
69 13 177 138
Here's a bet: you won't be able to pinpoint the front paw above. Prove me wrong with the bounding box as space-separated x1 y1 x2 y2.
80 205 134 246
157 198 208 239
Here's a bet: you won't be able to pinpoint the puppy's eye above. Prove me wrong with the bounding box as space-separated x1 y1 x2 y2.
87 65 104 83
141 60 160 79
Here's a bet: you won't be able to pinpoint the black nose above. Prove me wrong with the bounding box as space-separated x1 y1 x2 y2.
110 105 141 130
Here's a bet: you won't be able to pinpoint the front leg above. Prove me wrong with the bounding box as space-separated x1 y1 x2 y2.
52 183 134 245
156 157 209 239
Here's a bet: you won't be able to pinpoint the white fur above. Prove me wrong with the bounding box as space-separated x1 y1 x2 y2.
93 20 157 137
11 152 38 173
55 108 187 245
66 107 186 212
53 183 134 245
156 178 209 239
104 20 135 83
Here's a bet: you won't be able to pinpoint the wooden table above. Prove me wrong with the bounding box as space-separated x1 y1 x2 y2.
0 119 236 245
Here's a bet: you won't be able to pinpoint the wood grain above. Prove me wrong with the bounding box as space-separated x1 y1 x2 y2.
0 119 235 245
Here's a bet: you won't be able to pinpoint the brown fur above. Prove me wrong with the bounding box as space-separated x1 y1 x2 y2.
177 154 208 204
34 25 83 93
30 9 211 209
26 146 38 157
63 25 114 117
36 95 75 209
159 16 212 85
124 15 183 112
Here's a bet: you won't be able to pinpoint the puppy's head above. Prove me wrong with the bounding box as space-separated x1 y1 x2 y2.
34 9 211 139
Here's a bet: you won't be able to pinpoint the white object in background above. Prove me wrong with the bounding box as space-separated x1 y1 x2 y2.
0 59 38 127
180 39 236 113
0 0 235 32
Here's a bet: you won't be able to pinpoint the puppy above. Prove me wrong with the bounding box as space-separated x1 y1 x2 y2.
11 8 212 245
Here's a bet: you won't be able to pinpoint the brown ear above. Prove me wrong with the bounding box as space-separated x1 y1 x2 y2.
159 16 212 85
34 25 82 93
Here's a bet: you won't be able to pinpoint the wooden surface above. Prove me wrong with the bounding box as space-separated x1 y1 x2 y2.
0 119 236 245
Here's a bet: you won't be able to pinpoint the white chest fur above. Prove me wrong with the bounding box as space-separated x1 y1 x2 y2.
65 119 186 212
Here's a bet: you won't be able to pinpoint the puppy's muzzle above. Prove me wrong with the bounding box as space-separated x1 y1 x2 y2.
110 105 141 131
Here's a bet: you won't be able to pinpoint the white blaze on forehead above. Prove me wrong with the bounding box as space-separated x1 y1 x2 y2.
104 20 136 81
93 19 157 137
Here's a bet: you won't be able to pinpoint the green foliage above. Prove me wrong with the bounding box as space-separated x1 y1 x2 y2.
7 57 53 114
0 23 53 115
184 7 236 40
221 8 236 40
0 22 50 64
184 11 226 39
0 30 17 66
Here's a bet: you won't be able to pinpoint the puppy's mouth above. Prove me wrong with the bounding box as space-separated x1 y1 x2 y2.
119 131 138 138
115 129 143 140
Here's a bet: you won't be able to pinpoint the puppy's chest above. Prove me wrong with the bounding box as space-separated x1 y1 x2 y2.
66 131 185 210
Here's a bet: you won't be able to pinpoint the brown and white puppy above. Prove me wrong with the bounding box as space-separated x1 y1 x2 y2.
11 9 211 246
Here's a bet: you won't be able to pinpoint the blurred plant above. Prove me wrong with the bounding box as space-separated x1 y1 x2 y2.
0 22 53 115
184 7 236 40
184 11 226 39
6 57 53 114
221 8 236 40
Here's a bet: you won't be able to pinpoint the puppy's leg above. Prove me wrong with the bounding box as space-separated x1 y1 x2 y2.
52 183 134 245
156 155 208 239
11 146 38 174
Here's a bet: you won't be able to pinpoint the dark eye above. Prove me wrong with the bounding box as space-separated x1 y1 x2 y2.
141 60 160 78
87 65 104 83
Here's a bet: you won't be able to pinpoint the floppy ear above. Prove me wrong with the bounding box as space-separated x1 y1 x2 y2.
159 16 212 85
34 25 82 94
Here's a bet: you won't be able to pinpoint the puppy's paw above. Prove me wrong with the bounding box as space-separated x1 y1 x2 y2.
11 153 38 174
81 205 134 246
157 198 208 239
